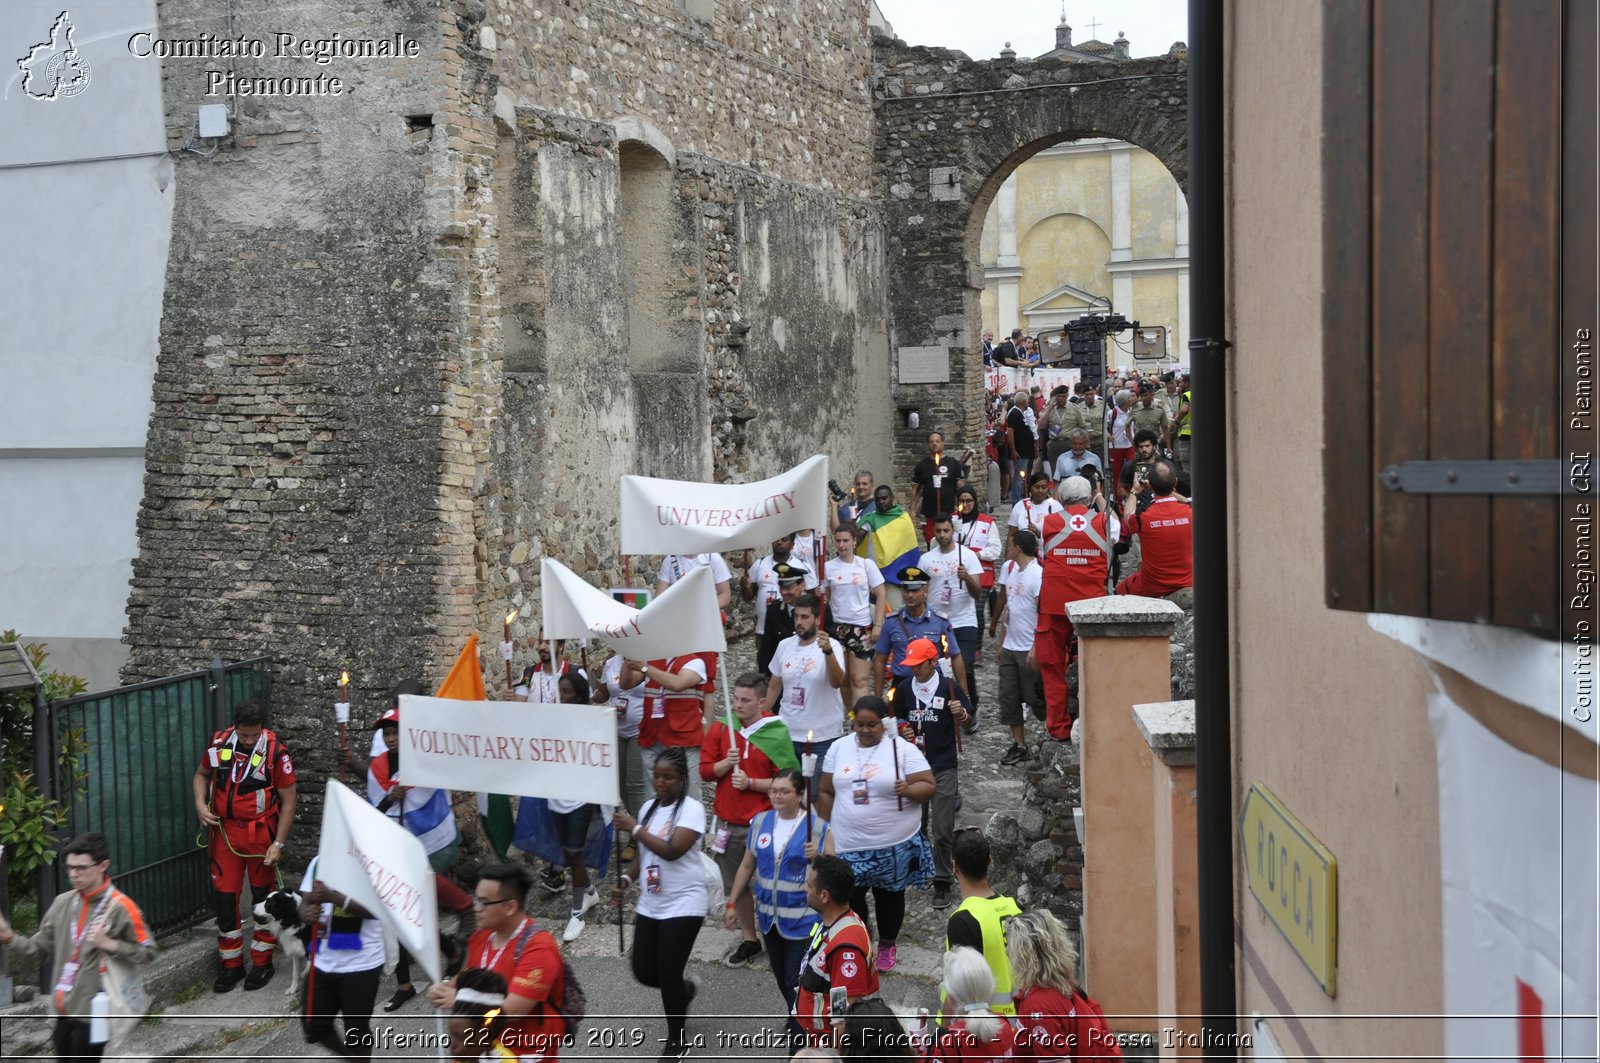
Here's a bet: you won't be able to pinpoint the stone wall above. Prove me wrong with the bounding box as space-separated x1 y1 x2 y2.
125 0 496 841
484 0 875 195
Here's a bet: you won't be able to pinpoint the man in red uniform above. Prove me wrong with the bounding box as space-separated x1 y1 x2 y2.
427 863 565 1059
1116 459 1194 597
623 651 718 783
1031 476 1117 740
795 855 878 1045
701 672 800 967
193 699 297 992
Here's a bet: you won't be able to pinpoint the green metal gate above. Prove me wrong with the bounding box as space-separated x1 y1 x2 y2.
40 657 272 937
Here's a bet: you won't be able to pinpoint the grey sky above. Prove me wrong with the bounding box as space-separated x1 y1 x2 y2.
875 0 1188 63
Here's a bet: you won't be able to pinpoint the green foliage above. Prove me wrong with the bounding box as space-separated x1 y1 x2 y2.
0 631 89 901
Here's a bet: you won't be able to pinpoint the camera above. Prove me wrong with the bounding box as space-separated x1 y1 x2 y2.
827 479 848 503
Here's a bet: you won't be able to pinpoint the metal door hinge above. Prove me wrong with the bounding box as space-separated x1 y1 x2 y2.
1378 459 1587 496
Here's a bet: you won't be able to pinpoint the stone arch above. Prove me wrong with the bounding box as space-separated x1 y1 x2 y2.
872 41 1187 480
611 115 677 169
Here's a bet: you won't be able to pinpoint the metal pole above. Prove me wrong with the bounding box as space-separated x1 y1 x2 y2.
1187 0 1237 1055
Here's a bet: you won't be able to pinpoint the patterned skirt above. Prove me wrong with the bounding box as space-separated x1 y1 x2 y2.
841 833 935 892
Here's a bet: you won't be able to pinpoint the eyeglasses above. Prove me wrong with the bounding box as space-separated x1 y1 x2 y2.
471 895 515 910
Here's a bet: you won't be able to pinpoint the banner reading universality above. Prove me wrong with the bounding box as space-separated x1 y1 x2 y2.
541 558 726 658
619 454 829 554
398 694 622 806
316 780 442 983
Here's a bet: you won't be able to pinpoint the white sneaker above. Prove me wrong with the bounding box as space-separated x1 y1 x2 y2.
563 914 586 942
577 888 599 917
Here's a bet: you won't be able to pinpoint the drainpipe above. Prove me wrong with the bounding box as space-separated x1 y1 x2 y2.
1187 0 1236 1056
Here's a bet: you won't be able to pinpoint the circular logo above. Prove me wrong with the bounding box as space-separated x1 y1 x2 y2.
840 960 858 979
757 832 773 849
45 50 91 98
1068 513 1089 533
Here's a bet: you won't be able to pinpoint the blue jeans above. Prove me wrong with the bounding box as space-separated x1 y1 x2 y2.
764 925 811 1048
1009 457 1032 502
793 735 840 801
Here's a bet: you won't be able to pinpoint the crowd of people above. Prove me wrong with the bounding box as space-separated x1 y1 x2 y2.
6 346 1191 1063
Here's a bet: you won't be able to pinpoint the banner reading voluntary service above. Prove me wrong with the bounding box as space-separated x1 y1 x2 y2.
619 454 829 554
315 780 442 983
541 557 726 658
398 694 622 806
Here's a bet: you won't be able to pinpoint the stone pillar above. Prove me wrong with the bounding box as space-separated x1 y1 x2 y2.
1135 699 1200 1057
1066 594 1183 1034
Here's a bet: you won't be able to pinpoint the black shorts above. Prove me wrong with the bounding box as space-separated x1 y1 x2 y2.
829 623 875 661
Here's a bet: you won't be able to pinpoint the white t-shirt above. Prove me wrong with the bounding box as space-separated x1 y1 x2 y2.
999 560 1043 652
300 863 387 973
633 794 708 920
823 555 884 626
769 636 847 741
1108 405 1134 449
918 545 983 629
603 655 646 739
658 553 733 587
750 554 818 634
1008 497 1065 538
821 734 930 851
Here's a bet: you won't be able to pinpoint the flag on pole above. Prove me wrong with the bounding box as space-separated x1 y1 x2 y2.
858 501 920 584
541 559 726 657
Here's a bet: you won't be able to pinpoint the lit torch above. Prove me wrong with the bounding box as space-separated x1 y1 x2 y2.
502 610 517 691
335 671 352 781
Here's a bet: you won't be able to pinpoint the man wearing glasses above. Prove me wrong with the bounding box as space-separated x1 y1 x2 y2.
427 864 565 1060
0 832 156 1060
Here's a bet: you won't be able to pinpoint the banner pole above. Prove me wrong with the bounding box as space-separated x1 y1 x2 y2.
616 732 626 954
435 1008 450 1061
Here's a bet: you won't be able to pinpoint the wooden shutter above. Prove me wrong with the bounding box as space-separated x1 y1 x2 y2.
1323 0 1593 639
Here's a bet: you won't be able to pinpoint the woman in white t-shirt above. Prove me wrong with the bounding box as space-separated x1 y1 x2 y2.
612 747 707 1059
825 525 887 708
818 697 936 975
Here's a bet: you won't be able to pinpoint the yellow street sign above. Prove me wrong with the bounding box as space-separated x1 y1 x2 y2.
1239 782 1337 995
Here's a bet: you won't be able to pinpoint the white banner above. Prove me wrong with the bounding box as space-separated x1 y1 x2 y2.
619 454 829 554
985 365 1081 397
1432 693 1598 1060
315 780 442 983
398 694 621 806
541 557 726 657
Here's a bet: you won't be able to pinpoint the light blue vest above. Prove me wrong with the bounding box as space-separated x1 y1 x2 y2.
750 809 827 940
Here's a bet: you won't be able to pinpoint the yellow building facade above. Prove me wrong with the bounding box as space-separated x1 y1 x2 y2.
979 138 1188 369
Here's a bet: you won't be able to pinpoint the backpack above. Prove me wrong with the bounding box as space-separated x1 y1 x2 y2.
1068 987 1123 1060
510 922 588 1041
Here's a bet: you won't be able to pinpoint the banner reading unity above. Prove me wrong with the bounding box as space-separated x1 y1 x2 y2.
541 558 726 657
398 694 622 806
316 780 442 982
619 454 829 554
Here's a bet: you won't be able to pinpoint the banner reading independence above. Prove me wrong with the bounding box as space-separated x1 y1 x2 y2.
1432 692 1598 1059
541 557 726 657
315 780 442 983
398 694 622 806
619 454 829 554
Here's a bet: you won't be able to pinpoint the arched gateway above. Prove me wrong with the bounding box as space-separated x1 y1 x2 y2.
873 40 1188 480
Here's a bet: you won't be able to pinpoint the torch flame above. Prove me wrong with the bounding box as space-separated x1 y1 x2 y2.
505 610 517 624
339 671 349 685
807 730 813 742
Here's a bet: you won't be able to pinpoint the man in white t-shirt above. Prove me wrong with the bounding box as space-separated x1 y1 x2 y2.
991 530 1044 767
741 534 817 639
656 552 733 610
298 861 387 1059
1008 473 1066 540
824 524 887 710
595 654 648 846
918 513 986 730
764 593 848 793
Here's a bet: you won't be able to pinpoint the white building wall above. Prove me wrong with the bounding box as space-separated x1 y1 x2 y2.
1 1 172 689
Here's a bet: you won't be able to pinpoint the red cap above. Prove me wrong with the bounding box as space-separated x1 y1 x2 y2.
899 638 940 668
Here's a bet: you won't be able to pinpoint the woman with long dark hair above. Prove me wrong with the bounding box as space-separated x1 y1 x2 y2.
612 746 706 1063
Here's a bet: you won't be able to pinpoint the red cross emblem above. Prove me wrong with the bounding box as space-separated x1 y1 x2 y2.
1068 513 1089 533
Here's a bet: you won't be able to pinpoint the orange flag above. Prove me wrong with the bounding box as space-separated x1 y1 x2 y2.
434 633 486 701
